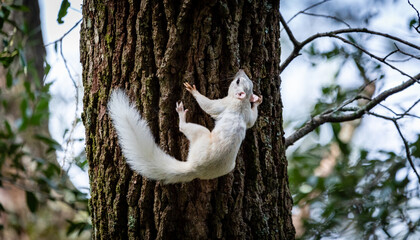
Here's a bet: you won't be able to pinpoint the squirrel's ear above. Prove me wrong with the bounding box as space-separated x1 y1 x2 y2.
250 94 259 103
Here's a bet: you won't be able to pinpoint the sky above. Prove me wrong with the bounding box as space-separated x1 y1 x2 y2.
280 0 420 157
39 0 88 192
37 0 420 196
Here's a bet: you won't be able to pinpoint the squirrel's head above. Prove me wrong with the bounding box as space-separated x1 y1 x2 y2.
229 69 259 103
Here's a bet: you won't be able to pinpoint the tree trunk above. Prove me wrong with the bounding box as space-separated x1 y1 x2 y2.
81 0 295 239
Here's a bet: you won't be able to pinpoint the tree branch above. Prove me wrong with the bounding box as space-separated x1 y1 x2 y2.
329 35 419 82
279 22 420 73
367 112 420 183
279 11 301 48
44 19 83 168
300 12 351 28
44 19 82 47
285 73 420 148
286 0 332 25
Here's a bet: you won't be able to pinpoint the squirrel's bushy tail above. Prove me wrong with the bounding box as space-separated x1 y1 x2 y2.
108 89 195 184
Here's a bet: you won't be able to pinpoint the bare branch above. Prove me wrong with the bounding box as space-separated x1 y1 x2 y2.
286 0 332 25
279 24 420 73
285 73 420 148
379 98 420 120
330 35 418 82
367 112 420 183
378 103 398 116
44 19 82 47
59 39 81 168
402 98 420 116
382 49 399 62
300 12 351 28
44 19 83 168
395 44 420 60
279 11 301 48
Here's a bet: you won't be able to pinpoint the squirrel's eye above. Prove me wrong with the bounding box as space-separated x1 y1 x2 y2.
236 79 240 85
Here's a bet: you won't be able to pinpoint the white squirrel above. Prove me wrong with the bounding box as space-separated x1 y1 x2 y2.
108 69 263 183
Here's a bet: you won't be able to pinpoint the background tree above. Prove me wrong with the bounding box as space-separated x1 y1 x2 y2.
279 0 420 239
0 0 89 239
81 0 295 239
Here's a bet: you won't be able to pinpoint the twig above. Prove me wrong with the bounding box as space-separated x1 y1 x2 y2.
44 19 82 170
59 39 80 171
382 49 399 61
378 103 398 116
279 17 420 73
284 73 420 147
381 98 420 120
301 12 351 28
279 11 301 48
330 35 418 83
286 0 332 25
401 98 420 116
44 19 82 47
367 112 420 183
396 46 420 60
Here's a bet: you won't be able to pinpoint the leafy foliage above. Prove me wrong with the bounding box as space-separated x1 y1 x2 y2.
0 1 90 238
289 127 420 239
284 0 420 239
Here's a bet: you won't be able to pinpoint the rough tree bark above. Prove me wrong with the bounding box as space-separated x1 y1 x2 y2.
81 0 295 239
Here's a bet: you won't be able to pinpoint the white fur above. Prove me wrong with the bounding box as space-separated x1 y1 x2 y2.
108 70 262 184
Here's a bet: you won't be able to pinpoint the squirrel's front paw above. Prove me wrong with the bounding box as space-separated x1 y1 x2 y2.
255 95 263 105
176 101 188 114
184 82 197 94
176 101 188 122
251 94 263 105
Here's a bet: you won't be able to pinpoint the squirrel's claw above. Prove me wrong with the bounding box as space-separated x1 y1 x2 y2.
257 95 263 104
176 101 188 113
184 82 197 93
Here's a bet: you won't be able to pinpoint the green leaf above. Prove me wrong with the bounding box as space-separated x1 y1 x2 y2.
4 120 13 137
34 134 63 152
44 61 51 76
19 99 29 131
6 70 12 88
25 191 38 213
67 221 91 237
0 6 11 20
23 81 35 100
409 18 418 29
19 50 27 74
0 49 18 67
411 134 420 158
44 163 61 178
35 97 49 113
7 4 29 12
57 0 71 24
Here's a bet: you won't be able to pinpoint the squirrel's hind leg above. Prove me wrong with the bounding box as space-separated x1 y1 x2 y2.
176 101 210 141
